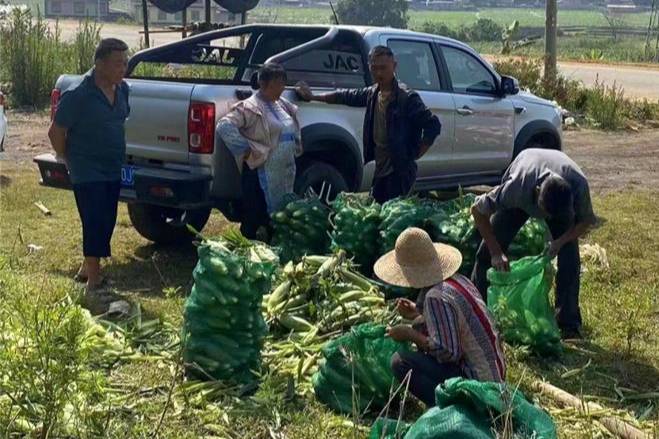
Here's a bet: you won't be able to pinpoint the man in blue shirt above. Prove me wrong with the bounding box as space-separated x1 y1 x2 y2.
48 38 130 299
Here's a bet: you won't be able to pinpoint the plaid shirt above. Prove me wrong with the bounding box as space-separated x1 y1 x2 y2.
422 274 506 382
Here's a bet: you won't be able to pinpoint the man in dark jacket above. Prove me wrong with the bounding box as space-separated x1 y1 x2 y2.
295 45 441 203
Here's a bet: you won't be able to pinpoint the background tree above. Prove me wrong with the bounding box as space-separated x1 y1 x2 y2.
334 0 408 29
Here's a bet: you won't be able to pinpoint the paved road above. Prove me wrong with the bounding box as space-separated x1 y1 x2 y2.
50 19 659 100
558 61 659 101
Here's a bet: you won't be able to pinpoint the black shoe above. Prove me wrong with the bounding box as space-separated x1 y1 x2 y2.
560 327 583 340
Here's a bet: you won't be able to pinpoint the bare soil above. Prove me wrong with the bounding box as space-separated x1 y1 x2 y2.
1 111 658 194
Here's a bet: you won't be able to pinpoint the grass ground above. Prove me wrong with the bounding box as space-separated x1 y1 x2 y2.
0 161 658 437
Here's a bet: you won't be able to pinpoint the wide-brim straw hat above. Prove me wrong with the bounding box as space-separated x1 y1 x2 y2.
374 227 462 289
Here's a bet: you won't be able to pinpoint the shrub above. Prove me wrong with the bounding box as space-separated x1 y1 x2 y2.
73 19 102 74
627 98 659 122
493 57 588 114
492 57 637 128
0 9 68 108
0 11 102 107
334 0 408 29
419 21 461 40
466 18 503 42
417 18 503 42
493 57 542 91
540 74 589 114
585 79 627 130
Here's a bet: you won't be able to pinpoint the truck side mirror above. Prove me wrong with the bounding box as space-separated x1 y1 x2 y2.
501 75 519 95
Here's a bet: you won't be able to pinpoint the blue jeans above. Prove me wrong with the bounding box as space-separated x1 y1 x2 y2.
391 350 463 406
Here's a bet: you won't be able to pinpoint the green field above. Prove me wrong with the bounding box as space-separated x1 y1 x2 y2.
5 0 651 30
248 6 653 29
251 6 657 64
4 1 656 64
473 35 653 63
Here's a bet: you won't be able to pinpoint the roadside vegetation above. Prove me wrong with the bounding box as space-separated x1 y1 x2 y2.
0 9 101 108
3 7 657 129
494 57 659 130
251 5 659 64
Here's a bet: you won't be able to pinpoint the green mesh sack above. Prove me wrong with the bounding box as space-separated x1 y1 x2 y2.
487 255 561 355
404 378 556 439
312 323 410 414
426 206 480 276
369 418 411 439
330 193 381 275
403 405 492 439
433 378 557 439
271 196 332 263
376 197 440 298
426 192 548 276
183 237 278 382
379 197 439 255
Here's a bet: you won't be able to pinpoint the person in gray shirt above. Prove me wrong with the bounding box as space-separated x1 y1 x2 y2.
470 148 597 339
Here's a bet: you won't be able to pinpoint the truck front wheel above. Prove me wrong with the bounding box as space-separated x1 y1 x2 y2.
294 160 348 202
127 203 211 244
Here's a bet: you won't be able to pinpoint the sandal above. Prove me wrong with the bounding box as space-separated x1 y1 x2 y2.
85 276 111 292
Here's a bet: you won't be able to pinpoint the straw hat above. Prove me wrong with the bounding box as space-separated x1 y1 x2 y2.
374 227 462 289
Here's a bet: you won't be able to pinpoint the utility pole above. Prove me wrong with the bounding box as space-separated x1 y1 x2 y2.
544 0 558 82
141 0 150 48
182 7 187 38
205 0 211 26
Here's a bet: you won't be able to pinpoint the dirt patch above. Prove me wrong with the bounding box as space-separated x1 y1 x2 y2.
0 111 51 167
562 128 659 194
1 111 658 194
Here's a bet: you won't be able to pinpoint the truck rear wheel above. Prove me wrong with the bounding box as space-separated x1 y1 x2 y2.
127 203 211 244
294 160 348 202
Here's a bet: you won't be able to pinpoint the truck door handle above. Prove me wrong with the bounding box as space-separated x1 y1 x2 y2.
456 106 474 116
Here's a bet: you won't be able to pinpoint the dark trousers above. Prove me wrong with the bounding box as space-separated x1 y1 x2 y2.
73 180 121 258
470 208 582 330
240 164 270 240
372 172 414 204
391 350 463 407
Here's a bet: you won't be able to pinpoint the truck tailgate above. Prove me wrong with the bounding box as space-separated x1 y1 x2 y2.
126 79 194 164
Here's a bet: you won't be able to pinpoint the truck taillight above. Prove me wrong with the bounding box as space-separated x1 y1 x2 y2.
50 89 61 122
188 101 215 154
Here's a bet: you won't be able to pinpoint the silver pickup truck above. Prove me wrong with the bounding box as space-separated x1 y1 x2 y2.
35 24 563 244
